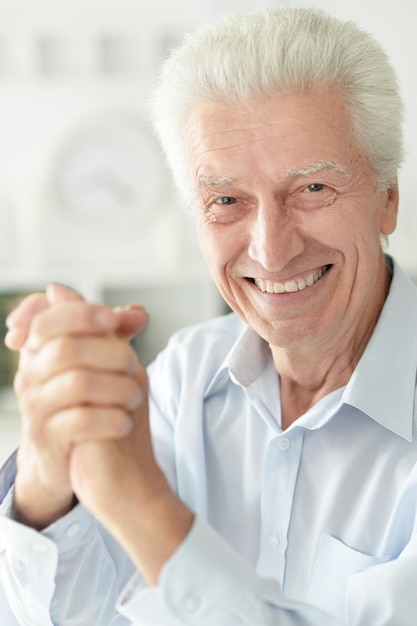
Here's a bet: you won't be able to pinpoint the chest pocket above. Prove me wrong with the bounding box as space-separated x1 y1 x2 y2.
306 533 400 621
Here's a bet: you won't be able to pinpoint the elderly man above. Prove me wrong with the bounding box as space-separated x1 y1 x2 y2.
0 7 416 625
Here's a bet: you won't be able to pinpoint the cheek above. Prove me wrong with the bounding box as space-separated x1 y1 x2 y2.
196 221 229 274
307 197 382 249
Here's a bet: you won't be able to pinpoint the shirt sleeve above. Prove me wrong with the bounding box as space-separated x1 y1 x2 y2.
0 453 134 625
117 516 341 626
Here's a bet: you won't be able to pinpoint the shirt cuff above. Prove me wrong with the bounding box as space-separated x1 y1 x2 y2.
118 515 273 625
118 516 341 626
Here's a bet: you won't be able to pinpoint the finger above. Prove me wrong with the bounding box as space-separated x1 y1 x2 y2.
113 305 149 340
26 302 119 351
46 282 84 305
5 293 49 350
46 285 148 339
47 284 148 339
47 406 134 444
4 327 30 351
6 293 48 330
16 335 140 389
4 284 84 351
18 369 143 423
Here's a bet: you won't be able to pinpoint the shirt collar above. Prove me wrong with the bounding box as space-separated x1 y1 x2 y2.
343 259 417 441
206 259 417 441
205 322 271 395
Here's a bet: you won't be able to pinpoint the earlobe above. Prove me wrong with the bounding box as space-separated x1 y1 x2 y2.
380 185 399 236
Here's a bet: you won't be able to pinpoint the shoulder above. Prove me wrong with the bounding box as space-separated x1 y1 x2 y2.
147 312 245 396
166 311 244 352
151 312 245 370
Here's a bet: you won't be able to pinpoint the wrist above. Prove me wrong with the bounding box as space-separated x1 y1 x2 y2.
13 462 76 530
105 481 194 585
12 488 77 530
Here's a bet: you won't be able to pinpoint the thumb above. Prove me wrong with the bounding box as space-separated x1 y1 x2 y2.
113 304 149 341
48 283 148 340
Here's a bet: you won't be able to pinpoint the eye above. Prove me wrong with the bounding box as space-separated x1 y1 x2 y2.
288 182 336 210
215 196 237 205
304 183 325 193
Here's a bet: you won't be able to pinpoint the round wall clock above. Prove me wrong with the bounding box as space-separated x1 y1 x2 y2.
51 117 162 223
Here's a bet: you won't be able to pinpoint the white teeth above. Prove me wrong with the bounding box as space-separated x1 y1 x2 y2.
254 266 328 294
285 280 298 293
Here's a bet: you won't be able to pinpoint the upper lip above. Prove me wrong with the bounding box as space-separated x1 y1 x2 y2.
250 264 331 294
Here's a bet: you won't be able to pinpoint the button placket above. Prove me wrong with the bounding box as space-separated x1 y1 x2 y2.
268 533 280 548
257 429 304 582
278 437 290 451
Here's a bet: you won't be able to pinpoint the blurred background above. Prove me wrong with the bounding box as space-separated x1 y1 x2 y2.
0 0 416 462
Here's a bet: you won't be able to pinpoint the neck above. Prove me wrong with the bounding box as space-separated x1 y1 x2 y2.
272 259 392 430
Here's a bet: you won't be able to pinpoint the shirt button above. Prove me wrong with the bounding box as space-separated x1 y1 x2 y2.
66 523 79 537
268 533 280 548
31 542 48 553
183 593 201 613
278 437 290 451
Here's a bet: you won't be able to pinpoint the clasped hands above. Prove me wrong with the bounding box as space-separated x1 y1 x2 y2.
5 284 193 584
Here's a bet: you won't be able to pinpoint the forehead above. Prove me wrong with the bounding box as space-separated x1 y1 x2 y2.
184 88 361 181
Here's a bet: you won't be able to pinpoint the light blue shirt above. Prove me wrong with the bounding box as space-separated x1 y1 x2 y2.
0 258 417 625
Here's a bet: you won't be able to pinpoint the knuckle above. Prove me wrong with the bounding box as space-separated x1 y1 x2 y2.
124 377 143 410
56 367 143 410
69 406 130 441
17 384 35 414
28 310 43 338
66 407 90 435
122 344 139 373
18 391 44 441
64 369 92 398
24 413 43 442
49 336 76 366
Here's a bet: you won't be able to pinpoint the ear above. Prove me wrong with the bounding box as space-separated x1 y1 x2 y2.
380 184 399 236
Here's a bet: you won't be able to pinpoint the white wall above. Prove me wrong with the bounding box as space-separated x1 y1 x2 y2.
0 0 415 459
0 0 415 285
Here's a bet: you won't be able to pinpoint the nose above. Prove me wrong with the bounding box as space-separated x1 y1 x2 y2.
247 198 305 272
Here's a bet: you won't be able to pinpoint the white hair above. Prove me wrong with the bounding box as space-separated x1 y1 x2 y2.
151 7 404 202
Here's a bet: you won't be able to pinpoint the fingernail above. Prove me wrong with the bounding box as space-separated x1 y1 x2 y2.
122 418 134 435
114 304 146 314
129 390 143 411
127 355 140 374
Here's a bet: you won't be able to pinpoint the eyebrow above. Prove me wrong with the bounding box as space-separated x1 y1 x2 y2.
286 161 349 178
195 161 349 192
196 175 236 188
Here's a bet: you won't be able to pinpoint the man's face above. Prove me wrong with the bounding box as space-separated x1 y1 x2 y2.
186 88 398 352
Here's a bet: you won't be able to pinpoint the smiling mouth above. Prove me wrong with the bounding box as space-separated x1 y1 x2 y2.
250 264 331 294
